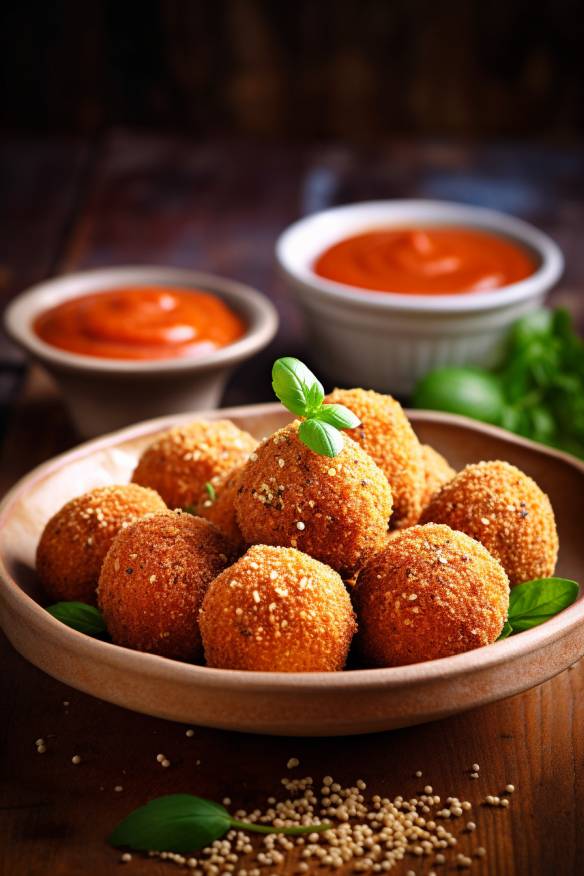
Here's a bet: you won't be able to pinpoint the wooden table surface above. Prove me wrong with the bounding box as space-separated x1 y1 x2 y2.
1 135 584 875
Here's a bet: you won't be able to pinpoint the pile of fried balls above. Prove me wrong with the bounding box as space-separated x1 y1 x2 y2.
36 388 559 671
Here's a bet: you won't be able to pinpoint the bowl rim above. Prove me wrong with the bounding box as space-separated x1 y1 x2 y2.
0 403 582 694
3 266 279 374
276 199 564 314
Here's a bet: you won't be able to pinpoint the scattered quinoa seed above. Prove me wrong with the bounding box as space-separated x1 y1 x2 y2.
287 758 300 769
71 755 81 765
138 770 512 872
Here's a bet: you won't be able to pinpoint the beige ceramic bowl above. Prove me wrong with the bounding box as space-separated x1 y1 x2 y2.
0 404 583 737
4 266 278 437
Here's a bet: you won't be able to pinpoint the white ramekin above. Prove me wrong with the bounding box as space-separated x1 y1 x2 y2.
276 200 563 395
5 266 278 437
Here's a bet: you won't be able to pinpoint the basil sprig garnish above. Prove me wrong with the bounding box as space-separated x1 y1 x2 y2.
498 577 579 639
272 357 360 457
46 601 108 637
109 794 330 854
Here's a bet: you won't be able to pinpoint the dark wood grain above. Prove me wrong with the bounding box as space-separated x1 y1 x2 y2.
1 638 583 875
1 135 584 875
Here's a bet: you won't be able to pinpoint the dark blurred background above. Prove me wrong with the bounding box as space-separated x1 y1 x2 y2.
2 0 584 475
2 0 584 140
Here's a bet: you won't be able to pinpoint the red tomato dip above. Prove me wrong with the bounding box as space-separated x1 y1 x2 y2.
34 287 246 360
313 227 536 295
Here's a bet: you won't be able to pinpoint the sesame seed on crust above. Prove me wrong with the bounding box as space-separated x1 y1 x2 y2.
200 545 357 672
356 523 509 667
195 463 246 550
131 420 257 509
420 460 558 586
36 484 167 604
420 444 457 510
325 388 425 529
234 421 392 578
98 511 234 661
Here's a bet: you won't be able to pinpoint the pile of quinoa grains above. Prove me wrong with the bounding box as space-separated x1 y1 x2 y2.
115 768 516 872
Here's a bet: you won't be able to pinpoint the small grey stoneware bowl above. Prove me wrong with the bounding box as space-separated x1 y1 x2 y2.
4 266 278 437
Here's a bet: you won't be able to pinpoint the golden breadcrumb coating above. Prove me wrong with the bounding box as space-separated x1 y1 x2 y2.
131 419 257 509
420 460 558 586
356 523 509 667
420 444 456 509
200 545 356 671
36 484 166 604
97 511 233 661
325 388 425 529
195 464 245 549
235 420 393 577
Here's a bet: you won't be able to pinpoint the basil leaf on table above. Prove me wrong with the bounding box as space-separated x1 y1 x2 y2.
46 601 107 637
109 795 231 853
109 794 331 853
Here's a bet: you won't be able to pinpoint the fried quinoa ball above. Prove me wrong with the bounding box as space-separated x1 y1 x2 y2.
131 419 257 509
325 388 425 529
356 523 510 667
235 420 393 577
36 484 167 604
200 545 356 672
195 464 245 549
420 444 456 509
97 511 233 661
420 460 559 586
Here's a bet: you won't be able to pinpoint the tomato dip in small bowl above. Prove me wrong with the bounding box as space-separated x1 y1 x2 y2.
5 267 278 436
276 200 563 395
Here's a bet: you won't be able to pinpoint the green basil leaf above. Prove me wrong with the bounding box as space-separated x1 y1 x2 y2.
497 621 513 640
507 577 579 631
314 403 361 430
510 309 554 348
272 358 324 417
298 418 344 458
205 482 216 503
109 795 231 853
183 505 198 515
46 602 107 637
305 380 325 416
